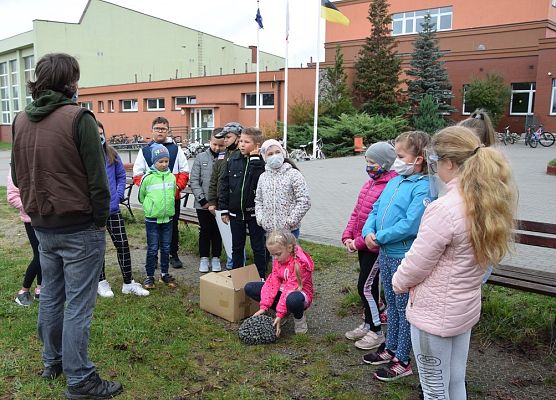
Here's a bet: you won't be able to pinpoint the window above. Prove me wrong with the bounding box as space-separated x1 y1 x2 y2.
98 101 104 113
146 98 165 111
9 60 19 112
121 99 138 112
23 55 34 105
461 84 472 115
244 92 274 108
510 83 535 115
550 80 556 115
0 62 10 124
79 102 92 110
392 6 452 36
174 96 197 109
108 100 114 112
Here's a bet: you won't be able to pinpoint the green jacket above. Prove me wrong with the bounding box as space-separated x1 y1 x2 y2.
207 147 240 206
138 168 176 223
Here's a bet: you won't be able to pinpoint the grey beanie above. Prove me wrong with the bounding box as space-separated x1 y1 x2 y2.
365 142 396 170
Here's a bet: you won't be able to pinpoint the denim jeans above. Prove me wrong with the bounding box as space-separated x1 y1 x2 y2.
34 226 105 386
244 281 306 318
145 221 172 276
229 217 267 278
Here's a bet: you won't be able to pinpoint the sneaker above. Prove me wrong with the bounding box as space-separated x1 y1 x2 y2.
41 364 63 380
65 372 122 399
97 280 114 298
170 254 183 269
374 359 413 382
345 323 370 340
160 274 177 288
354 330 385 350
15 291 32 307
199 257 210 273
380 310 388 325
34 287 41 300
211 257 222 272
122 280 149 296
294 314 308 334
362 343 395 365
143 276 155 289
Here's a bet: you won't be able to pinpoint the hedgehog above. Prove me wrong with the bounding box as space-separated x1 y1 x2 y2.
238 314 277 345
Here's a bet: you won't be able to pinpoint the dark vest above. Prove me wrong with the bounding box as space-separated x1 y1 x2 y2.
142 141 179 171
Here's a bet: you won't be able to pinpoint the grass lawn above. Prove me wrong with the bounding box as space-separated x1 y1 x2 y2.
0 142 12 151
0 186 554 399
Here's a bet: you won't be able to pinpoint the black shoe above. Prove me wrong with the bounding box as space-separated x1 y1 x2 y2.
65 372 122 399
170 254 183 269
42 364 63 380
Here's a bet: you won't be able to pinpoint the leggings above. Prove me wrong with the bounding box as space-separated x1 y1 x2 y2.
411 325 471 400
22 222 42 289
244 281 306 319
99 211 133 284
357 251 381 332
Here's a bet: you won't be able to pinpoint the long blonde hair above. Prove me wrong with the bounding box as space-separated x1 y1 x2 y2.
431 126 517 268
457 109 496 147
266 230 302 289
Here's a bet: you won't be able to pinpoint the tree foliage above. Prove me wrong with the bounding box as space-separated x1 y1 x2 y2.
465 73 511 128
412 94 445 134
320 45 355 118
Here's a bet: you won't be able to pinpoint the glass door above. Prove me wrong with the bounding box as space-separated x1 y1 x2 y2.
190 108 214 144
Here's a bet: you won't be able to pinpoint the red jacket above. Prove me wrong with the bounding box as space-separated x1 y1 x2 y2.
342 170 398 252
260 245 314 318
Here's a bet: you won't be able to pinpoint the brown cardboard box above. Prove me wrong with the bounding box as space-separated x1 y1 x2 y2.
199 264 260 322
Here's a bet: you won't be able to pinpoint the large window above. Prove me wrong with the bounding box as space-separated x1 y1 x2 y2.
461 84 472 115
24 56 34 105
510 83 535 115
174 96 197 109
550 80 556 115
392 7 452 36
146 98 165 111
79 102 92 110
121 99 138 112
9 59 19 113
244 92 274 108
0 62 10 124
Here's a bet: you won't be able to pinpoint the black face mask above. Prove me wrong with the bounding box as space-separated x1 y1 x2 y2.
209 148 219 157
227 141 238 151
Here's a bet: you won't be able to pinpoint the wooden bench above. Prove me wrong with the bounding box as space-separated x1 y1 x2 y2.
120 176 135 218
178 186 200 226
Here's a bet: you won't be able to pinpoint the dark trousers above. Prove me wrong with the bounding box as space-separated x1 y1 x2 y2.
22 222 42 289
244 281 305 319
357 251 381 331
99 211 133 284
229 217 267 278
196 209 222 258
145 221 172 277
170 199 180 256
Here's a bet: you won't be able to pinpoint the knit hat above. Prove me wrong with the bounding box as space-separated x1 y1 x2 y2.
151 143 170 164
260 139 287 161
365 142 396 170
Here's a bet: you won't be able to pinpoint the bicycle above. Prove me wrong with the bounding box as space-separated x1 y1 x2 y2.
525 125 555 148
498 126 516 145
288 139 326 161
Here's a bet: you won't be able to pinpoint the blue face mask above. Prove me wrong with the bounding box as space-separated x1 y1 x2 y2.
100 134 106 145
71 89 78 103
366 165 385 180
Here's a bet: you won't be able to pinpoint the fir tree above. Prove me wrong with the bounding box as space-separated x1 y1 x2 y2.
320 45 355 118
353 0 404 117
407 14 454 115
413 94 445 134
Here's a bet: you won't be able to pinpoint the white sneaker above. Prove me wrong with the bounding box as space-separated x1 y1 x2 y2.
294 315 308 334
122 280 150 296
199 257 210 273
354 330 385 350
97 279 114 298
211 257 222 272
345 323 370 340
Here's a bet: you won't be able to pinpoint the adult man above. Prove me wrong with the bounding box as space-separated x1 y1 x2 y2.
10 53 122 399
133 117 190 268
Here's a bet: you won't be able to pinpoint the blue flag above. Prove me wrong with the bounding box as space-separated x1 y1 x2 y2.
255 8 263 29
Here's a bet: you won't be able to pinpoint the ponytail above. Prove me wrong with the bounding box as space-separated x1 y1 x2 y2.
458 109 496 147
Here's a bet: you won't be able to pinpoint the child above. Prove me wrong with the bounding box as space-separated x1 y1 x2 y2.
457 109 496 147
392 126 516 399
245 230 314 336
342 142 397 350
189 130 226 272
218 127 267 278
256 139 311 238
7 171 42 306
96 122 149 297
139 143 178 289
361 131 431 382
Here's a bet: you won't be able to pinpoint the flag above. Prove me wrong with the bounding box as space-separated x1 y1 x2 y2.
321 0 350 26
255 7 264 29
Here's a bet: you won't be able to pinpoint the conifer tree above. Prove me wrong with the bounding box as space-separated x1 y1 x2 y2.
353 0 404 116
413 94 445 134
320 45 355 118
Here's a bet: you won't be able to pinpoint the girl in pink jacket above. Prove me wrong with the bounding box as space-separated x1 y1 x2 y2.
245 230 314 337
342 142 397 350
392 126 516 400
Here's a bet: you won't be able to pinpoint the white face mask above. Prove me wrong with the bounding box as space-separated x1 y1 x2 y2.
392 157 416 176
266 153 284 169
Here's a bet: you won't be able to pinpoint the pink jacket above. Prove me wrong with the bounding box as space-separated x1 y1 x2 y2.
7 172 31 223
392 178 485 337
260 245 314 318
342 171 397 252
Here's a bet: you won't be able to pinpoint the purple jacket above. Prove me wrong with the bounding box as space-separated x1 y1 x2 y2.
106 153 127 215
342 170 398 252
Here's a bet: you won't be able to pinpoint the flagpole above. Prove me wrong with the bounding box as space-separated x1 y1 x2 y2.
256 0 261 129
312 0 320 159
283 0 289 150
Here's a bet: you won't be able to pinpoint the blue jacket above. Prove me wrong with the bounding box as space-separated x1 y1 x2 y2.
106 154 127 215
362 174 431 259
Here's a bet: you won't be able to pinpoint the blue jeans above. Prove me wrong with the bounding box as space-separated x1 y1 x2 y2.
34 226 105 386
291 229 300 239
145 221 172 276
229 217 267 278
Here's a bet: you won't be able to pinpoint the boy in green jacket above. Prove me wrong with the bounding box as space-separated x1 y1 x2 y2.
139 144 178 289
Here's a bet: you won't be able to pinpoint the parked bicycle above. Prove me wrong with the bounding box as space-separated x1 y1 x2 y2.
108 134 129 145
498 126 517 145
288 138 326 161
182 140 207 158
524 125 555 148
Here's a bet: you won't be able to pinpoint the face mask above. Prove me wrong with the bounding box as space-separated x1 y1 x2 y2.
392 158 416 176
266 153 284 169
71 89 78 103
366 165 385 180
100 134 106 145
227 141 238 151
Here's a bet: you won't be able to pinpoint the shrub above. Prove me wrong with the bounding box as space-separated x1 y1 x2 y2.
464 73 511 128
549 158 556 167
412 94 446 134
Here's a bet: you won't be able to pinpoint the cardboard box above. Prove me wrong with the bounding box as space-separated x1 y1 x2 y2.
199 264 260 322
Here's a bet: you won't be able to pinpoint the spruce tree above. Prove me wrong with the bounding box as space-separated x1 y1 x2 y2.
413 94 445 134
320 45 355 118
407 14 454 115
353 0 404 117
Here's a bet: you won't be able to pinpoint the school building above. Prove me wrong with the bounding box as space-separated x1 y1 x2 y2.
327 0 556 131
